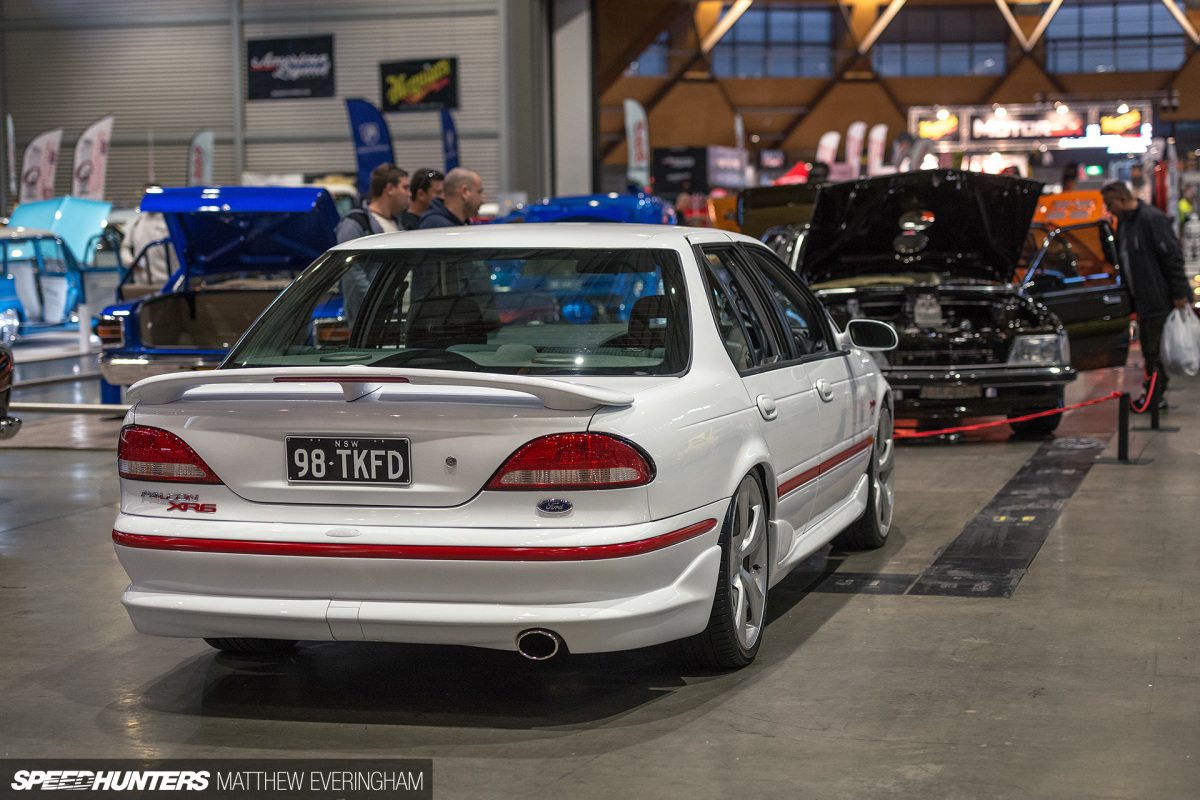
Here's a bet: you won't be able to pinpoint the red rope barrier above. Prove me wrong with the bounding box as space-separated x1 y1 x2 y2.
893 391 1124 439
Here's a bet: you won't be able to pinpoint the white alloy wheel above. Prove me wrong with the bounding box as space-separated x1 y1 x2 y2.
672 473 770 669
729 475 770 651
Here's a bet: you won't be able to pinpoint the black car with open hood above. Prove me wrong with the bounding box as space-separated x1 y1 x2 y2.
748 170 1132 435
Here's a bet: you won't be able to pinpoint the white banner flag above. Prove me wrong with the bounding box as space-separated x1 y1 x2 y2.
71 115 114 200
623 98 650 191
843 121 867 178
188 130 214 186
866 123 890 176
815 130 840 167
19 128 63 204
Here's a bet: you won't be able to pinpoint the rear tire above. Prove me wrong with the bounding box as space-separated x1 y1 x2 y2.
671 473 770 669
832 406 895 551
204 637 297 655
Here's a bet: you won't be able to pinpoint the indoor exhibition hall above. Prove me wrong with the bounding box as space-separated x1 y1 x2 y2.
2 1 1200 798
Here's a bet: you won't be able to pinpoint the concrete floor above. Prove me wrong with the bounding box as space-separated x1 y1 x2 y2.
2 341 1198 799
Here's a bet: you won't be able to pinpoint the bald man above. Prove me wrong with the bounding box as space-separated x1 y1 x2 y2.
418 167 484 228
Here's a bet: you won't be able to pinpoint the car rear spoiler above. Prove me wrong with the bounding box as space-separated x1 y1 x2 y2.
127 367 636 411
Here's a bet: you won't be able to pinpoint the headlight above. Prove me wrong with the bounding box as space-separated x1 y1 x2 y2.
1008 332 1070 366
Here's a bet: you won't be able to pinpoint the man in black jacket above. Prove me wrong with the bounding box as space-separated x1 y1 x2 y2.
418 168 483 228
1101 180 1192 410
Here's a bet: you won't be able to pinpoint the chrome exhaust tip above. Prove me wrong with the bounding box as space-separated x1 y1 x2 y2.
516 628 563 661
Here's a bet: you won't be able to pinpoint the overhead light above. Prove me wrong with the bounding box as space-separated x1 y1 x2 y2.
1057 104 1070 115
937 109 950 120
995 107 1007 117
1117 103 1129 114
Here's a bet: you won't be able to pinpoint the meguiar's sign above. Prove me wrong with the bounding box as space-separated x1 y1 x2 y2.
380 58 459 112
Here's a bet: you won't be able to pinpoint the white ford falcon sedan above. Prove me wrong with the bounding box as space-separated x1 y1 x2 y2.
112 224 897 669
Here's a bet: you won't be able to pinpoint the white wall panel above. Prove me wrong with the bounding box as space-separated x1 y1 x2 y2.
3 24 234 206
0 0 511 209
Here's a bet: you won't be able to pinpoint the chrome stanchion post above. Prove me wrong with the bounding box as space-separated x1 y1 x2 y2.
77 304 90 353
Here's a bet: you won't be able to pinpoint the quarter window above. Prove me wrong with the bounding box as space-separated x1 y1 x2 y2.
700 248 780 371
743 247 833 357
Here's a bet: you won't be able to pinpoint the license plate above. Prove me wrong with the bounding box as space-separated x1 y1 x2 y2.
920 384 981 400
286 437 411 484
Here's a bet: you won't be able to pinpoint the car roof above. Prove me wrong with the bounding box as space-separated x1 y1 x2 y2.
329 222 764 251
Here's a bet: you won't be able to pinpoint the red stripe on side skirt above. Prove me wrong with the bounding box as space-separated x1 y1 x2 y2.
111 518 718 562
777 436 874 499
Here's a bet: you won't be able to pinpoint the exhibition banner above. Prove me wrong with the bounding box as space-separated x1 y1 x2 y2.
623 98 650 190
345 98 395 197
815 130 840 166
916 114 959 142
188 130 214 186
247 35 335 100
1100 108 1144 136
440 107 459 172
866 123 890 176
969 110 1083 141
380 58 459 113
843 121 867 178
71 115 113 200
19 128 62 204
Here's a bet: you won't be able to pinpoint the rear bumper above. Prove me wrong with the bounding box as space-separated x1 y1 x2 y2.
113 503 726 654
884 364 1074 421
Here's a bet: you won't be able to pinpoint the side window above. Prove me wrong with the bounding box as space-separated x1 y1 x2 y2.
1058 225 1118 285
743 246 833 357
700 248 780 371
1031 236 1079 287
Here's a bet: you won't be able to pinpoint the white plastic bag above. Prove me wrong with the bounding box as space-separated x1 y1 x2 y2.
1161 307 1200 377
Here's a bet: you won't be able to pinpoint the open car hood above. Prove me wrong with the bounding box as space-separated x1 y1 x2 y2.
140 186 339 276
799 170 1042 286
7 196 112 262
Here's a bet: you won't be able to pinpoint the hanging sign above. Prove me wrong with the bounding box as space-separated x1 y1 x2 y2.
380 58 459 113
247 35 335 100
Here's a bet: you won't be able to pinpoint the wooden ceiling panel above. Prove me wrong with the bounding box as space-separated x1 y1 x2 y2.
779 81 906 153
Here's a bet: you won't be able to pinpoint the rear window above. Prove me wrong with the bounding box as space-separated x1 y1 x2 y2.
226 247 689 376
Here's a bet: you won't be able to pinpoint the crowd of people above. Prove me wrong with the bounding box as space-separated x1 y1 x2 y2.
334 164 484 244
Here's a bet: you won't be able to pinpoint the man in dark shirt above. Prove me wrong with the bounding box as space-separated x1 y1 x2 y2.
1101 180 1192 411
418 167 483 228
400 169 444 230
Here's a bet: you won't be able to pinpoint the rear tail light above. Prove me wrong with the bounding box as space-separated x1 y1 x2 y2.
118 425 222 484
486 433 654 490
96 316 125 348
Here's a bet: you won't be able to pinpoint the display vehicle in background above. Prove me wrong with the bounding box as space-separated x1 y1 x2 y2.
0 342 20 440
111 223 898 668
97 186 340 388
745 171 1131 435
490 192 676 225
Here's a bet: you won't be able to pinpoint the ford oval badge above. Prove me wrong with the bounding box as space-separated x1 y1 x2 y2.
537 498 573 515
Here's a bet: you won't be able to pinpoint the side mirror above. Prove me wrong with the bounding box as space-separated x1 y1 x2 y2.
847 318 898 351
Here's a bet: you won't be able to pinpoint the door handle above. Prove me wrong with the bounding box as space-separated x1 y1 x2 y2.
1102 294 1124 305
815 379 834 402
756 394 778 421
